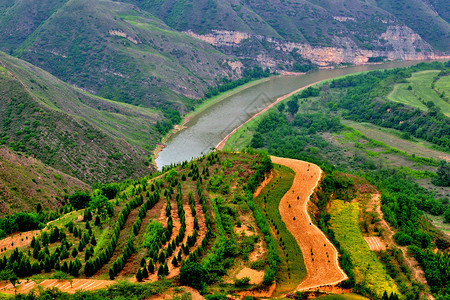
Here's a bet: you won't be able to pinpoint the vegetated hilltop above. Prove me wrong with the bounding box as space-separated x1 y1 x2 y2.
0 0 238 109
0 151 280 298
0 147 88 217
128 0 449 68
0 52 164 184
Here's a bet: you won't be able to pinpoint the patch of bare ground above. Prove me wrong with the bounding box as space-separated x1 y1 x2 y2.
235 282 277 298
364 237 386 251
0 230 40 253
150 286 204 300
236 267 265 285
253 172 273 198
0 279 114 294
270 156 347 291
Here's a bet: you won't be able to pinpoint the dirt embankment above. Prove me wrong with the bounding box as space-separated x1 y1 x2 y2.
271 156 347 291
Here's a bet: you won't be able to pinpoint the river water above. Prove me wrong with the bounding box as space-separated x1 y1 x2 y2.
155 60 424 169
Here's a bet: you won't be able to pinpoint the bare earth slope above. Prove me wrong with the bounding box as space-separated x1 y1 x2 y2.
270 156 347 291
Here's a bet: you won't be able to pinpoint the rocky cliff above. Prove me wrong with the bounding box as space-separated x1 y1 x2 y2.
186 25 447 68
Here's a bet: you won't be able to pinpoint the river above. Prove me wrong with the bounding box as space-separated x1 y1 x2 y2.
155 60 425 169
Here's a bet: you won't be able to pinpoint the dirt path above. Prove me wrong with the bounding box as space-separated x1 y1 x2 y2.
215 82 321 150
270 156 347 291
0 279 114 294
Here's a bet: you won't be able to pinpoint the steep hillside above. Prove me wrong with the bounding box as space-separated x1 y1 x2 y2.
0 52 161 183
129 0 448 67
1 0 237 109
0 147 88 217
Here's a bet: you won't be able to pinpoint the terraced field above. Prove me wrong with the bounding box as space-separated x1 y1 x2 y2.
0 152 272 295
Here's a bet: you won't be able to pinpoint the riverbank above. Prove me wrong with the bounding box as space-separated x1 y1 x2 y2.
152 76 272 164
216 80 320 150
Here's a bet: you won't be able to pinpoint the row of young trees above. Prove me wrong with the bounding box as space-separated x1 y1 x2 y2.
107 191 160 279
84 192 148 277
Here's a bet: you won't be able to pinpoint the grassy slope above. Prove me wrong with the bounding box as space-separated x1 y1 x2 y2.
7 0 235 109
329 200 398 296
0 147 89 217
254 164 306 295
388 71 450 117
0 52 162 154
0 52 155 184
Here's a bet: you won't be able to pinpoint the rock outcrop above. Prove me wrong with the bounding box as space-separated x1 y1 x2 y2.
185 26 448 68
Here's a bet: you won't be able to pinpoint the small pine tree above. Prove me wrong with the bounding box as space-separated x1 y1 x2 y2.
140 257 146 267
109 268 115 280
71 247 78 258
171 256 178 267
142 265 148 278
148 259 154 273
90 235 97 246
136 268 143 282
157 264 164 276
158 251 165 263
95 215 101 226
164 263 169 275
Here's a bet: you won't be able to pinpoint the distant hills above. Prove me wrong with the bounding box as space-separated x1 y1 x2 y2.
0 0 237 109
0 0 448 110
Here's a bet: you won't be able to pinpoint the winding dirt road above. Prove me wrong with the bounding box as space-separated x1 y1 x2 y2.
271 156 347 291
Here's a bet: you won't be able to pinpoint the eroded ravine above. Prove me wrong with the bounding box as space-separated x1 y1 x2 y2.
270 156 347 291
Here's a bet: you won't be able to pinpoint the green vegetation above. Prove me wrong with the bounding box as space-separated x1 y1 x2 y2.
225 61 450 299
0 152 275 297
253 164 306 295
388 70 450 116
330 200 398 296
0 52 162 183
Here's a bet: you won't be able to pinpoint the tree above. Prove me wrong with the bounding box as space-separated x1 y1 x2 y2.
171 256 178 267
251 132 264 148
179 261 206 290
109 268 115 280
287 98 299 115
433 161 450 187
71 248 78 258
148 259 154 273
142 265 148 278
444 208 450 224
101 183 120 199
136 268 143 282
89 194 112 219
69 191 91 209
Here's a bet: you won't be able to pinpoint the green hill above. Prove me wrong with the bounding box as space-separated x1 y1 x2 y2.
0 147 88 217
0 52 165 183
0 0 235 109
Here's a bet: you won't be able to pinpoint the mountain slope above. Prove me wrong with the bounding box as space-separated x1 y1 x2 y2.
128 0 448 67
5 0 237 109
0 52 163 183
0 147 89 217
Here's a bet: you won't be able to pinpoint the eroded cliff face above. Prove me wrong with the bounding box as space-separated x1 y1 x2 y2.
185 25 448 68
